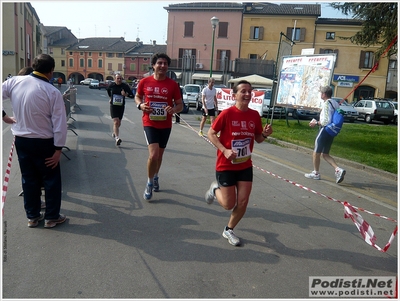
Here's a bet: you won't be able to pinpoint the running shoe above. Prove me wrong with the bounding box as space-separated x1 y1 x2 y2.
153 176 159 192
335 168 346 184
222 228 241 246
198 130 203 136
116 138 122 146
143 182 153 201
205 181 218 204
304 171 321 180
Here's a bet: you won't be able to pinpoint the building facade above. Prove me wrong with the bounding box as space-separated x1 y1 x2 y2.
2 2 42 80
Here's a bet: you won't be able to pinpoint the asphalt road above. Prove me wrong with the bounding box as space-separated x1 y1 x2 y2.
2 84 397 299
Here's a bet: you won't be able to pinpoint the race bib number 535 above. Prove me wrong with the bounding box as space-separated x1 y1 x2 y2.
149 101 168 121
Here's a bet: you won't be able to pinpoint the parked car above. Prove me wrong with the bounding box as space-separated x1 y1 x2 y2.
255 88 285 117
331 97 359 123
180 86 190 114
388 101 398 124
80 78 94 85
98 81 110 90
88 79 99 89
184 84 202 109
286 107 319 120
352 99 394 124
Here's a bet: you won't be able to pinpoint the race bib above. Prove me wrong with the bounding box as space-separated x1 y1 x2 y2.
231 138 251 164
149 101 168 121
112 94 124 106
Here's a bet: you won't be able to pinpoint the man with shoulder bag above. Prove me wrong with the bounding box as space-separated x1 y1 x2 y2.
304 85 346 184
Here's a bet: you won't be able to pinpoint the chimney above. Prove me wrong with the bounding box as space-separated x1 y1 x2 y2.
153 40 156 46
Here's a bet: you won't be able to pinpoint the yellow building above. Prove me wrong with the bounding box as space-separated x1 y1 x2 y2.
240 3 394 102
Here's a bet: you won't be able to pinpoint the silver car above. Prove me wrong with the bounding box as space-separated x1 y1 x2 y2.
331 97 359 123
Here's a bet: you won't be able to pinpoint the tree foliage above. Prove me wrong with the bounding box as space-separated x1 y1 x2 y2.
330 2 397 59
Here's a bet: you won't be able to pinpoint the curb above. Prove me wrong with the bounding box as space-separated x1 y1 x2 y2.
267 138 398 182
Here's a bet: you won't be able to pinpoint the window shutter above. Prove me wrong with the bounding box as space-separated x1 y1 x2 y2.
259 27 264 40
216 50 221 70
334 49 339 67
192 48 196 60
218 22 228 38
250 26 255 39
359 51 366 68
300 28 306 42
286 27 291 38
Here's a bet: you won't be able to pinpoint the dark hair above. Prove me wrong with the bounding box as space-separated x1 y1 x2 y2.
32 54 55 74
232 80 252 93
17 66 33 76
151 53 171 66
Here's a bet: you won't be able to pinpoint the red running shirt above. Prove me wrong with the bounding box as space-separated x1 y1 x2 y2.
212 106 263 171
137 76 181 129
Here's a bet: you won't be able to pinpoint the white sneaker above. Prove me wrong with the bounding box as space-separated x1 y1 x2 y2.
205 181 218 204
335 168 346 183
304 171 320 180
222 228 241 246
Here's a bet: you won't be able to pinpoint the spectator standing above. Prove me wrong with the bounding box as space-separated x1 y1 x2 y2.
205 80 273 246
135 53 183 201
2 54 68 228
107 73 134 146
199 78 218 136
304 85 346 183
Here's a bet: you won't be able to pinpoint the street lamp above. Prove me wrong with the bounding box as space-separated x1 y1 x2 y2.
209 16 219 78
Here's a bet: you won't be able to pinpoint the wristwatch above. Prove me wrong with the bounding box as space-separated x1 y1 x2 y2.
137 103 142 110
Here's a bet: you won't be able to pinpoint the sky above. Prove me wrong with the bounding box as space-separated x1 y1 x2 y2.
30 1 350 45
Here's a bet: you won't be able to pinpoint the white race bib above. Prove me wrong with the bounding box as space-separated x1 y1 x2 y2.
149 101 168 121
231 138 251 164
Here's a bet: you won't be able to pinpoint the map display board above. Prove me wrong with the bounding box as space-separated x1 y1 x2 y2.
275 54 336 110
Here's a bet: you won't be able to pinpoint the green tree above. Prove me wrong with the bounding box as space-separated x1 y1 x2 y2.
330 2 397 59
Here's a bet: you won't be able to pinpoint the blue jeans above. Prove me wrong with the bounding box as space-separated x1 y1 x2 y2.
15 137 62 220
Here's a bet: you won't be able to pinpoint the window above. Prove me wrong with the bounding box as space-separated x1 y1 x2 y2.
80 52 84 55
320 48 339 67
117 53 123 58
216 49 230 71
250 26 264 40
49 48 53 55
142 64 149 72
359 51 375 69
286 27 306 42
80 59 84 68
118 63 122 71
178 48 196 68
99 52 102 56
61 60 65 67
130 63 136 71
88 59 92 68
88 52 92 56
108 63 112 70
249 54 258 59
184 21 194 37
20 28 23 50
69 58 73 67
107 53 114 58
61 48 65 55
218 22 228 38
326 32 335 40
98 59 103 68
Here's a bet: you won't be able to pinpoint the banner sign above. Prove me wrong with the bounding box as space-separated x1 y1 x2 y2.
216 88 264 116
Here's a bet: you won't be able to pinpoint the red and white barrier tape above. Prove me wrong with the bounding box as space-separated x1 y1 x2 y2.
2 137 15 216
178 114 397 253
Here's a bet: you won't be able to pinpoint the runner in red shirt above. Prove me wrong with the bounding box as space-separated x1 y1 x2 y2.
205 80 273 246
135 53 183 201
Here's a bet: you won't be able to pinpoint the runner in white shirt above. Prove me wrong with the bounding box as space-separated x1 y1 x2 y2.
199 78 218 136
